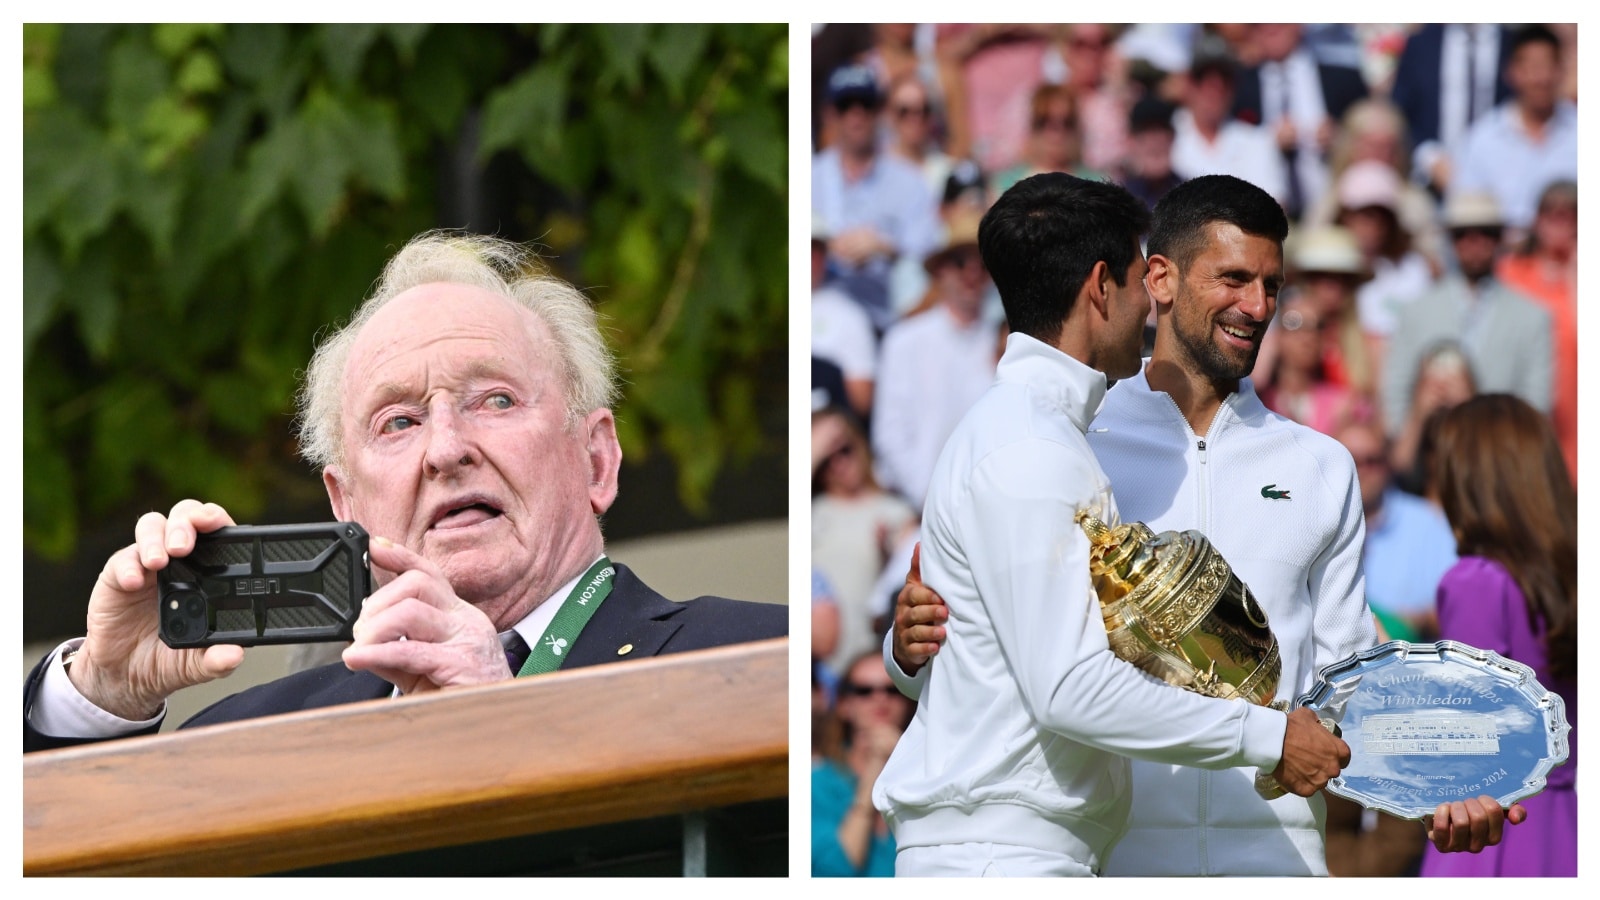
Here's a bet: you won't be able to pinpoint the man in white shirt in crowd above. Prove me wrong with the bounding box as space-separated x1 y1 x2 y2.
1390 23 1511 197
1170 40 1288 209
1451 24 1577 237
870 211 1000 510
811 215 878 421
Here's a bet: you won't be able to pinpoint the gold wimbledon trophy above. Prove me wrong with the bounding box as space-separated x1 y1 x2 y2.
1076 512 1280 707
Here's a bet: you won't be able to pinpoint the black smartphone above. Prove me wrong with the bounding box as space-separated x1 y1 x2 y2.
157 522 370 649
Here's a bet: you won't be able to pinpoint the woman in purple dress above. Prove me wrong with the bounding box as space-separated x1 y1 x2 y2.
1419 394 1578 877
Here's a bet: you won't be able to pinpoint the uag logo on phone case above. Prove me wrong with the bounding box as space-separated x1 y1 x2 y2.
234 577 282 596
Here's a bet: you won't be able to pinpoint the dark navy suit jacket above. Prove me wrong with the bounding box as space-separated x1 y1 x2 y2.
1231 56 1369 129
1390 24 1512 152
23 563 787 752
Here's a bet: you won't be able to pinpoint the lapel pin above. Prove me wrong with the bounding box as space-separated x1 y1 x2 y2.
617 643 634 656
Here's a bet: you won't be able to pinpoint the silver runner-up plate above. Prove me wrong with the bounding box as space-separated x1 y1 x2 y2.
1294 640 1570 820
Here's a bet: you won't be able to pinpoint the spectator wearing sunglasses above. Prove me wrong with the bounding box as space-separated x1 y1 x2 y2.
882 73 955 202
813 406 918 680
1336 418 1456 644
812 650 916 877
1380 192 1551 437
993 84 1108 196
813 63 942 332
1059 23 1133 177
1258 292 1371 437
1257 224 1379 401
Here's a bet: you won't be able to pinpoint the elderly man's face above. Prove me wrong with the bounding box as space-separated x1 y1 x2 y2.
323 283 619 627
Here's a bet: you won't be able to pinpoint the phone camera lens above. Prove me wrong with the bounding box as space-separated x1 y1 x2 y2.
184 595 205 617
168 617 189 638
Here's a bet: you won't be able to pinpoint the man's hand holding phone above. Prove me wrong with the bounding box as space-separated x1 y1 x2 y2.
72 500 245 720
341 537 511 694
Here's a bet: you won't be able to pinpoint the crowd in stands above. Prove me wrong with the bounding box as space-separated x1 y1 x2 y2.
810 22 1577 877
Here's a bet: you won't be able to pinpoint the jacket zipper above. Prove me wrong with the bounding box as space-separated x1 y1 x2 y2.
1197 432 1212 873
1153 388 1241 873
1194 413 1225 873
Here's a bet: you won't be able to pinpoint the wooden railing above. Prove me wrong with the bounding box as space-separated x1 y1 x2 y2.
23 637 788 876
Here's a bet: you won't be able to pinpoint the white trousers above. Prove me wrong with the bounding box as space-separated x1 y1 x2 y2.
896 842 1096 877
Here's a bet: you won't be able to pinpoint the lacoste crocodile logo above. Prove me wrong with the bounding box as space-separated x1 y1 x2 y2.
1261 484 1291 500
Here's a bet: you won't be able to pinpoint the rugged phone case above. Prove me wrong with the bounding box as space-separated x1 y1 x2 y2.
157 522 370 648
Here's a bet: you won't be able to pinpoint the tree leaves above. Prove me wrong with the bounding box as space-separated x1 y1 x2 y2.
23 23 788 559
595 24 652 92
647 23 711 101
479 54 573 180
720 103 786 194
22 236 62 357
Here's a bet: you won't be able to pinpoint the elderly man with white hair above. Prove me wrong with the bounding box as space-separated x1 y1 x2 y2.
24 232 786 750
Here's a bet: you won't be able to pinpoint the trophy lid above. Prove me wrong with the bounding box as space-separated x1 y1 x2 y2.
1078 512 1211 615
1077 513 1158 590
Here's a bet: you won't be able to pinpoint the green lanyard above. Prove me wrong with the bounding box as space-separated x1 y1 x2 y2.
518 557 615 677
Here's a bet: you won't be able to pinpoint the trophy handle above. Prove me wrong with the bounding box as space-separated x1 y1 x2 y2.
1241 585 1270 629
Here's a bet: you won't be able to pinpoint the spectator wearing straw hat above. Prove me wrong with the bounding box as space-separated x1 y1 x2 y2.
1259 224 1380 402
1380 193 1551 436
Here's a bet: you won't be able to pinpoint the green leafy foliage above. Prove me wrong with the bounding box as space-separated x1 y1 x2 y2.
23 23 789 558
